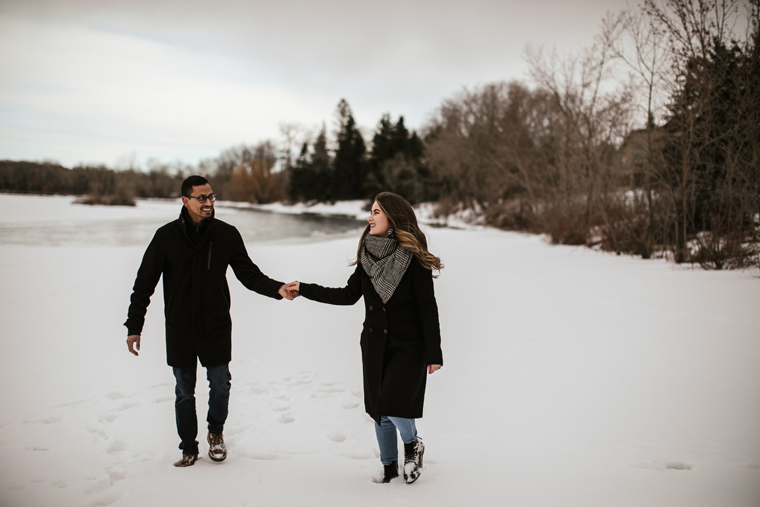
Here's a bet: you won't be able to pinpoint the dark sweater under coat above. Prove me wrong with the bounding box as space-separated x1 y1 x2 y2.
124 208 284 368
299 257 443 422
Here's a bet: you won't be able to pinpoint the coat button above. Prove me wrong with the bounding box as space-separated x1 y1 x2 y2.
369 305 373 311
382 307 386 312
383 329 388 334
369 328 373 333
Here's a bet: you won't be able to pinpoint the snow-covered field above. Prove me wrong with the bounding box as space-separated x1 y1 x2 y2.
1 193 759 507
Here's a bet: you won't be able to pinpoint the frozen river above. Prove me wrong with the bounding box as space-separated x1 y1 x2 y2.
0 193 365 246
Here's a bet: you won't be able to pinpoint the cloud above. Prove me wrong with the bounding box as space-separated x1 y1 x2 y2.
0 0 630 166
0 14 337 165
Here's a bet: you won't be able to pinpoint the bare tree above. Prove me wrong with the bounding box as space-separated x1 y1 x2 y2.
610 6 674 257
279 122 316 171
643 0 757 265
228 140 286 203
525 21 635 249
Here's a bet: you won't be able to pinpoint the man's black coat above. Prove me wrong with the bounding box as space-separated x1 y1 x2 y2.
125 208 283 368
299 258 443 422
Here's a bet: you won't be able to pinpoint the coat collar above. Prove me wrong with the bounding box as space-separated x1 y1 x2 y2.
179 206 215 245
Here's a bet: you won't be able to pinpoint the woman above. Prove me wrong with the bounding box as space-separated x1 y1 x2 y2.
287 192 443 484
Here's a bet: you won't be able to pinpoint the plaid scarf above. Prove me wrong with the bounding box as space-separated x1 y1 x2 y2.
361 234 412 304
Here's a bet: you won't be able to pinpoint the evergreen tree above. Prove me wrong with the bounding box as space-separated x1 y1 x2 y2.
311 125 334 202
406 131 424 161
287 142 312 202
333 99 367 200
287 124 333 202
663 38 756 232
392 116 410 155
366 113 396 194
367 114 430 202
371 114 396 165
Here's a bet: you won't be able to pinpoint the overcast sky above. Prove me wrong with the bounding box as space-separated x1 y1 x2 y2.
0 0 632 168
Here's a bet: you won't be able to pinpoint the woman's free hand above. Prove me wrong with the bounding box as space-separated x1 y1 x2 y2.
428 364 442 374
286 281 300 299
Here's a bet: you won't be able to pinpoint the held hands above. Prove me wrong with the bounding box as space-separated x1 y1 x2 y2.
279 283 299 301
286 281 300 299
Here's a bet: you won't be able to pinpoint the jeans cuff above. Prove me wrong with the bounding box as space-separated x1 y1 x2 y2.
180 440 199 455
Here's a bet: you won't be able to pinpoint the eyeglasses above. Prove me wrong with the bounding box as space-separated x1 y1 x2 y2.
186 193 217 203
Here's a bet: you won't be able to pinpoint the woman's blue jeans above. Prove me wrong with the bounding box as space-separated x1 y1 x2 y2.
172 362 231 455
375 416 417 465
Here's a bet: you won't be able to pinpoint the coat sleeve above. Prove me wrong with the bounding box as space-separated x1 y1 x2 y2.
410 261 443 366
124 230 164 336
228 228 284 299
298 264 363 306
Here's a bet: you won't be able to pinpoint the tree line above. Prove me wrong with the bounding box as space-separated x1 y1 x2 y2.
1 0 757 269
0 160 184 204
421 0 758 270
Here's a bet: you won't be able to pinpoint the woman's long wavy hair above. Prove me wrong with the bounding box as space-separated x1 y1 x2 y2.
353 192 443 276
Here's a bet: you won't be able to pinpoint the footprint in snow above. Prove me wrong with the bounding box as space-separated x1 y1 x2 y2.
279 414 295 424
84 492 121 507
632 461 693 471
248 385 270 395
54 399 86 409
665 462 692 470
243 451 289 461
88 426 108 442
105 392 131 400
23 416 63 424
106 440 127 455
281 373 312 387
328 431 347 443
318 384 346 394
116 401 140 411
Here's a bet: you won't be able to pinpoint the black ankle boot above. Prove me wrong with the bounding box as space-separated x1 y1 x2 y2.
376 460 399 483
403 437 424 484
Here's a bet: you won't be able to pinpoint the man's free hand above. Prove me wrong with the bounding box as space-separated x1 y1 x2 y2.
127 334 141 356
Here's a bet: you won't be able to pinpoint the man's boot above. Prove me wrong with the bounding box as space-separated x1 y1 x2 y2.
207 432 227 462
174 453 198 467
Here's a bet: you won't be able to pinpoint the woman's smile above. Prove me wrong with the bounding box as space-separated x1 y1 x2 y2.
368 201 390 236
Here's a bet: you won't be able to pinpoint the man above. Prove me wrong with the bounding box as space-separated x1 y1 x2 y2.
124 175 292 467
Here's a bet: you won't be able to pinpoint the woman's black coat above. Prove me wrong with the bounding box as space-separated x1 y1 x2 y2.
299 257 443 422
124 208 284 368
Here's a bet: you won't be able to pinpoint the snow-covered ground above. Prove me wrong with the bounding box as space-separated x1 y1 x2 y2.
1 193 759 507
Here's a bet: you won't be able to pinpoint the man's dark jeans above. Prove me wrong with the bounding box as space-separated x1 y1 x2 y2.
172 362 232 455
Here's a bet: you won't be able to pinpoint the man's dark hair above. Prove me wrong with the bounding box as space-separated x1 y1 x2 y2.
181 176 209 197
